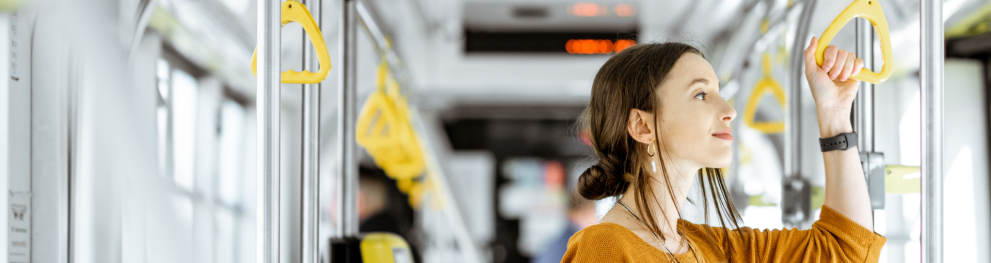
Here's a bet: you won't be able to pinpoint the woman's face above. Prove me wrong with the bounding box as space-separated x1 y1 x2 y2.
655 53 737 168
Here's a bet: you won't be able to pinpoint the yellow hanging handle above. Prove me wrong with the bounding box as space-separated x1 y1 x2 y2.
743 53 787 134
251 0 332 84
356 61 429 208
814 0 893 84
356 61 426 181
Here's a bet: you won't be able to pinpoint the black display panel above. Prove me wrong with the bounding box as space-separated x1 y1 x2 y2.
464 30 638 54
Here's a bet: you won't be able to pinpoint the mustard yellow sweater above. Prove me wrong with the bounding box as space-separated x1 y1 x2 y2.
562 205 886 262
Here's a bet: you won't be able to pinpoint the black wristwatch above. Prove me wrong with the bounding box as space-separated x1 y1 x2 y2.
819 132 858 152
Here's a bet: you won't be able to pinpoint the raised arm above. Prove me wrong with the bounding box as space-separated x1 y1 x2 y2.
802 37 874 231
684 39 882 262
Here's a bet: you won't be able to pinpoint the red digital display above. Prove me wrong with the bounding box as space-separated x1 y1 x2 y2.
566 39 637 54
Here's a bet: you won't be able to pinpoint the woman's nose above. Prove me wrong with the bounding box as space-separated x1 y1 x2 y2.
722 103 737 122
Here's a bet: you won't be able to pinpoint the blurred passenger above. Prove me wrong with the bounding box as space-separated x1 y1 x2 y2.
531 192 596 263
358 166 422 262
562 40 886 262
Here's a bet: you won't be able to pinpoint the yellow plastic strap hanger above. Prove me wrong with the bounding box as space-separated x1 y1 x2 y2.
814 0 893 84
743 53 787 134
251 0 332 84
356 61 425 180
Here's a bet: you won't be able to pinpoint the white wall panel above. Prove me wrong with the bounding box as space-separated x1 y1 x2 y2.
942 59 989 263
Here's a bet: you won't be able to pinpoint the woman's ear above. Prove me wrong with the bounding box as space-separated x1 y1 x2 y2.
627 109 655 144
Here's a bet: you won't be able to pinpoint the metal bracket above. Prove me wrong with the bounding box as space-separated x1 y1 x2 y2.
782 177 811 226
860 152 886 209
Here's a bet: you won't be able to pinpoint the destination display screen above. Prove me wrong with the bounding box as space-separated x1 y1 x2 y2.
464 30 638 54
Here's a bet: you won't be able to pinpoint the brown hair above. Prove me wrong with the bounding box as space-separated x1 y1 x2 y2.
577 42 743 260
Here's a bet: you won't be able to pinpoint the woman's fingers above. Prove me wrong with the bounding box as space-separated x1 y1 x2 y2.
803 37 820 78
852 58 864 78
830 50 848 79
803 39 863 82
839 53 857 82
821 45 838 73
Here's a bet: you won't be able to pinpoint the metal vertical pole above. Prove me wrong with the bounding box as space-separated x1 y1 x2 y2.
256 0 281 262
921 0 943 261
301 0 321 261
787 0 816 181
855 19 874 153
337 0 359 238
784 0 816 227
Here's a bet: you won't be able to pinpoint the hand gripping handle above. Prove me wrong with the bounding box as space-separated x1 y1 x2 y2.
251 0 332 84
815 0 893 84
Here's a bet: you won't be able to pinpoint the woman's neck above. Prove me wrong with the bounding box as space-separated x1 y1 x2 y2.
618 156 700 239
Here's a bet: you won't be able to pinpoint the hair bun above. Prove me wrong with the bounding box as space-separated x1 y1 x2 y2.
577 157 628 200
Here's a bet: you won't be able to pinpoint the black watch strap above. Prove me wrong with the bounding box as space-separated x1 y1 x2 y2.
819 132 858 152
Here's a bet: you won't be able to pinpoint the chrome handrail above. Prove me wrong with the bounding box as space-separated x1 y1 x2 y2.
920 0 944 261
256 0 281 262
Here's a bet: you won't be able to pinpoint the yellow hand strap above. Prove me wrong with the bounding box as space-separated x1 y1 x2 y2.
376 60 388 92
743 53 787 134
815 0 893 84
356 93 425 180
356 61 425 181
251 0 332 84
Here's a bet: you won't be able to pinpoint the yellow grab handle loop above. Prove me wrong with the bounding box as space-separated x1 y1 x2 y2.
397 178 415 193
356 61 425 181
762 53 772 77
376 60 388 93
251 0 332 84
744 54 787 134
815 0 893 84
356 93 425 180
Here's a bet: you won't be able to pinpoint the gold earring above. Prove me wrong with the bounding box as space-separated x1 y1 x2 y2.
647 141 655 157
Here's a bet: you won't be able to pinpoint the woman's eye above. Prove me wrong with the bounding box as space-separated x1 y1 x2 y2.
695 92 707 101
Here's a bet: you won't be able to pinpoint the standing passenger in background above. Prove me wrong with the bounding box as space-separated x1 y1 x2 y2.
358 166 422 262
562 38 886 262
531 192 597 263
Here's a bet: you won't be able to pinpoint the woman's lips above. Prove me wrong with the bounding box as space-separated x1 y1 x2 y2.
712 129 733 141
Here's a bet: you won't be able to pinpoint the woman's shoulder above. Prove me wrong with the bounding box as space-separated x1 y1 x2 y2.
567 222 654 252
568 222 634 245
563 222 646 262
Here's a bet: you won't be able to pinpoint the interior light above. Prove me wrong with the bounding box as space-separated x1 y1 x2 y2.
615 3 635 17
570 2 605 17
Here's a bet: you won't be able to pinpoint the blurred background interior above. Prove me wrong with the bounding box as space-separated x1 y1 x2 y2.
0 0 989 262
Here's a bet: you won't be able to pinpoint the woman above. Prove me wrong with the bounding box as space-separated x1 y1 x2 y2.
562 37 886 262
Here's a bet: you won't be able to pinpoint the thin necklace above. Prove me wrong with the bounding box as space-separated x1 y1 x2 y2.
617 200 702 263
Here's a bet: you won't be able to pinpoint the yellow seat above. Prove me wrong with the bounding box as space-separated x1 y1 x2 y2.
885 165 920 194
360 233 415 263
251 0 332 84
815 0 893 84
744 53 787 134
